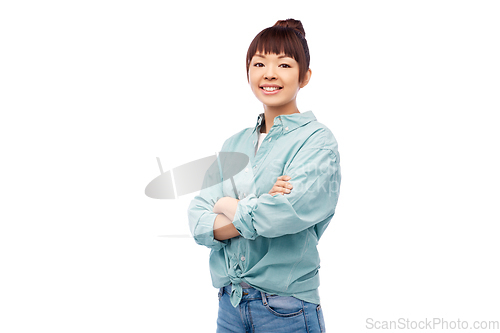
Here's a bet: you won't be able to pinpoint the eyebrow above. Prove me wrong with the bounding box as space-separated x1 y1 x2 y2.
254 54 292 59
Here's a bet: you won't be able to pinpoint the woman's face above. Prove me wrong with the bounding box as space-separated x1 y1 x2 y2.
248 52 309 110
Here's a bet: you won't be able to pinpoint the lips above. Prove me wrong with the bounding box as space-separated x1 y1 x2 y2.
260 84 282 94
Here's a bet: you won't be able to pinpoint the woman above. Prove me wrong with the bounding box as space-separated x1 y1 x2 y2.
188 18 341 333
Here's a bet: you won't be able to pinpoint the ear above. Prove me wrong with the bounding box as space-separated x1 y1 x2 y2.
300 68 312 88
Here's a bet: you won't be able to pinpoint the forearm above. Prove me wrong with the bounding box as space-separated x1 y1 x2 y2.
213 213 241 240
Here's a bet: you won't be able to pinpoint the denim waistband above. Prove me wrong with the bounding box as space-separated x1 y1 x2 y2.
222 284 264 301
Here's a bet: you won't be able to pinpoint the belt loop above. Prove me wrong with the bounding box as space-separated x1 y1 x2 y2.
260 291 268 306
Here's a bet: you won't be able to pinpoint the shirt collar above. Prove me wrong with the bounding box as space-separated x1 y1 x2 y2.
251 111 317 135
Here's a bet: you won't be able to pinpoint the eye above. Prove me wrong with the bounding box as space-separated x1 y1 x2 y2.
279 64 291 68
253 62 264 67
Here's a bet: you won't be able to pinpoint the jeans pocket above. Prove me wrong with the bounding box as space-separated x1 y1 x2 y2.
316 304 326 332
264 295 304 318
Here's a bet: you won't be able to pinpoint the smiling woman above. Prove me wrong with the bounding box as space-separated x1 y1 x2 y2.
246 19 310 84
188 18 341 333
248 52 310 114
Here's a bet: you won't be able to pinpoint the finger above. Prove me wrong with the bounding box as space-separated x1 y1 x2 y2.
269 185 289 195
273 185 291 194
274 180 293 189
269 190 284 196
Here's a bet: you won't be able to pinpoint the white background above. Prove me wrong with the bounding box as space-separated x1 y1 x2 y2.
1 1 499 332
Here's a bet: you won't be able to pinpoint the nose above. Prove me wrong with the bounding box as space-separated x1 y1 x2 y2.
264 67 277 80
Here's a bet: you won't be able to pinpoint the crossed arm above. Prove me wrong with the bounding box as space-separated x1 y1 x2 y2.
212 175 293 240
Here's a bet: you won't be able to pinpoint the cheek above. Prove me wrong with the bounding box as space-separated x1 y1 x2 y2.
283 70 300 86
249 73 260 90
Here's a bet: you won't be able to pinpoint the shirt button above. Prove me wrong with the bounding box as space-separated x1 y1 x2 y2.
268 137 272 142
245 168 248 172
241 256 246 262
285 127 289 131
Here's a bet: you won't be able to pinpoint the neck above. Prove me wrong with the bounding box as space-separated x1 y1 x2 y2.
260 101 300 134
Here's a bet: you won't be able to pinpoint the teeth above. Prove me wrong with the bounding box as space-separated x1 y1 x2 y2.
262 86 280 91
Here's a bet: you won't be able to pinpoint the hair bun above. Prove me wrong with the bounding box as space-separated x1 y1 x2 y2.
273 18 305 38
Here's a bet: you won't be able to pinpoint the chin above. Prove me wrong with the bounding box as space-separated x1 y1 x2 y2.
261 99 289 107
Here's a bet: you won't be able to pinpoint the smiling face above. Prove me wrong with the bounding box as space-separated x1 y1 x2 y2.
248 52 311 111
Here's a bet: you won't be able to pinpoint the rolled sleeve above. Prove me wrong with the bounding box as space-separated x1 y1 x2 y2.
231 193 259 240
188 187 228 251
187 144 229 251
232 148 341 239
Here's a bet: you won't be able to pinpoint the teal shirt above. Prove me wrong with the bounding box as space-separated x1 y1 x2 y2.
187 111 341 308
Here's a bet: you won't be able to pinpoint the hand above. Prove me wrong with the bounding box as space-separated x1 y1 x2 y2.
213 197 240 221
268 175 293 196
213 197 227 214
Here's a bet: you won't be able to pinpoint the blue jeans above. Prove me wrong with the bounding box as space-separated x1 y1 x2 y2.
217 284 326 333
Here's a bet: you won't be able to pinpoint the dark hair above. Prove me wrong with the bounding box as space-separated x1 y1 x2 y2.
246 19 310 83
